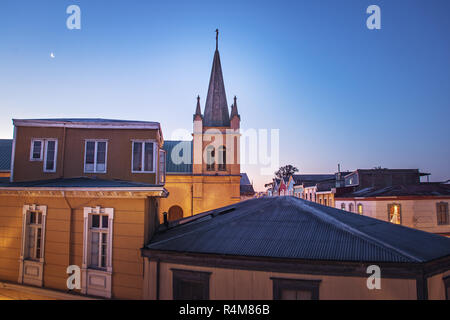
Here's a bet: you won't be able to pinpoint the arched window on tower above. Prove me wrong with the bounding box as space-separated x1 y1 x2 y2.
206 145 215 171
218 146 226 171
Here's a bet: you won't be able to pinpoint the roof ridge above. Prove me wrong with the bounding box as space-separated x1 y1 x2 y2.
290 197 423 262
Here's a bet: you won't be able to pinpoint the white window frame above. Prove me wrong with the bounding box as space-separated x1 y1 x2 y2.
84 139 108 173
158 149 166 184
19 204 47 287
82 206 114 298
43 139 58 173
131 140 157 173
29 139 44 161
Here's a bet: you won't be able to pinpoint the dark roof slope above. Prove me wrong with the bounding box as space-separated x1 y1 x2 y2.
0 177 164 188
162 141 193 173
337 183 450 198
240 173 255 196
240 173 251 185
203 49 230 127
316 180 336 192
147 197 450 263
292 174 335 185
0 139 12 172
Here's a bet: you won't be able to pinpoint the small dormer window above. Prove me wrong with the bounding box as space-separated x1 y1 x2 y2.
43 139 57 173
159 149 166 184
132 141 155 173
30 139 43 161
84 140 107 173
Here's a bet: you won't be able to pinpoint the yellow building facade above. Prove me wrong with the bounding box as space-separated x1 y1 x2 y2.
0 118 168 299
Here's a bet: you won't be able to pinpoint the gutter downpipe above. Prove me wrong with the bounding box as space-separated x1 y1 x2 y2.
156 257 160 300
416 268 428 300
60 126 67 178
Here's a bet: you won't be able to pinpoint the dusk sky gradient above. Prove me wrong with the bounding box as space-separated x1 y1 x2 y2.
0 0 449 190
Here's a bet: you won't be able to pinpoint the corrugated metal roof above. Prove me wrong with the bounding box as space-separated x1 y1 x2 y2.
148 196 450 263
163 140 193 173
0 139 12 172
0 177 163 188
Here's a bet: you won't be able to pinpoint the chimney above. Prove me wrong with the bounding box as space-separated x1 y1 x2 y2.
163 212 168 227
336 163 344 188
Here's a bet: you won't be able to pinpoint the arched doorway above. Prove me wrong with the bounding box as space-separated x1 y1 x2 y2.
168 205 184 221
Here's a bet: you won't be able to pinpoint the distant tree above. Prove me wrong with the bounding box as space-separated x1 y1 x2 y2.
275 165 299 180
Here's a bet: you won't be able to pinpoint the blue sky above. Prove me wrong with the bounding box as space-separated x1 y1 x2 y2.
0 0 449 190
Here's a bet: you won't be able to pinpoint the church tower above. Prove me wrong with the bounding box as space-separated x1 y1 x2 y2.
161 30 242 220
193 30 240 176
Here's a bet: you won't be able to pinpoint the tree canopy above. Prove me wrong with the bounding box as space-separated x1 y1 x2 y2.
275 165 299 180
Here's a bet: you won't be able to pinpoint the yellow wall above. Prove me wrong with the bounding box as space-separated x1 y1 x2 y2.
0 193 157 299
316 193 334 208
160 174 240 221
427 271 450 300
12 126 162 183
144 261 420 300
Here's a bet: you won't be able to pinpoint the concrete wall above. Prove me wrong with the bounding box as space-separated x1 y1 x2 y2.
143 261 421 300
334 198 450 235
0 193 157 299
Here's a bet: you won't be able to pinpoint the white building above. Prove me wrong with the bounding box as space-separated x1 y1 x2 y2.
335 183 450 237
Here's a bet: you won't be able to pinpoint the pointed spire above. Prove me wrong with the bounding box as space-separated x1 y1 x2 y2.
203 30 230 127
193 95 202 120
231 95 239 118
195 95 201 115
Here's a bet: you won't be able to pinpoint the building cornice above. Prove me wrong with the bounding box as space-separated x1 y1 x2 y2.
141 249 450 280
13 119 161 131
0 187 169 198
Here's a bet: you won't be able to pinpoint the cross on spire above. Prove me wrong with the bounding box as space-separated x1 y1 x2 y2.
216 29 219 51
